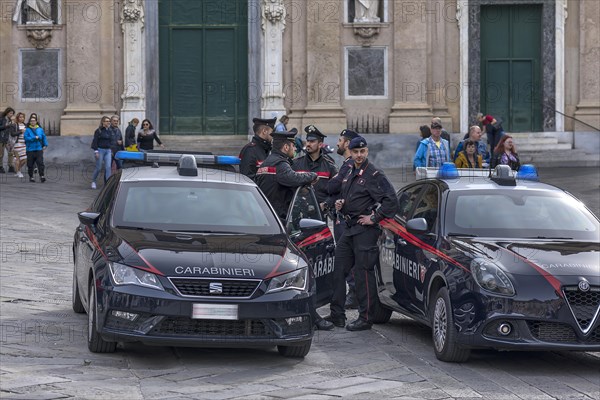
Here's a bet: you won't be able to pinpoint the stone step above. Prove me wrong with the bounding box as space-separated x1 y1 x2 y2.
512 137 559 146
519 149 599 168
518 143 572 151
160 135 248 155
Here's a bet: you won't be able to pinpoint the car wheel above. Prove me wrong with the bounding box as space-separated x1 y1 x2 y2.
88 282 117 353
72 268 85 314
277 340 312 358
431 287 470 363
371 303 393 324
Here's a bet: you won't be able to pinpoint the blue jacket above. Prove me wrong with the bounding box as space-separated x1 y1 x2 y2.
24 125 48 152
413 137 451 168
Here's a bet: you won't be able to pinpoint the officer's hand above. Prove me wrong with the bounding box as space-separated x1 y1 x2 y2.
358 214 375 226
335 199 344 211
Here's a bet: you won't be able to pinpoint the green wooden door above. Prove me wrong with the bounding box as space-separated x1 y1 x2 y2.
159 0 248 135
481 5 542 132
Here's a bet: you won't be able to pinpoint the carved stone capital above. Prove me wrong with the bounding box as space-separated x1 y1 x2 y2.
353 24 380 47
262 0 286 31
26 28 52 49
121 0 145 32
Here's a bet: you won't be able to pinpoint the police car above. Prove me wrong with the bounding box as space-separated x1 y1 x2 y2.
72 151 334 357
376 163 600 362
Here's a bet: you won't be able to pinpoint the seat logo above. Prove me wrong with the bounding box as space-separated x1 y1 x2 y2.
578 279 590 292
209 282 223 294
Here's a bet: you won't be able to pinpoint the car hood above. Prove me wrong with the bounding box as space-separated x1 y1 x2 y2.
451 238 600 281
110 228 300 279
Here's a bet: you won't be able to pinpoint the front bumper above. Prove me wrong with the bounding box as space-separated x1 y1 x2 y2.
96 285 314 348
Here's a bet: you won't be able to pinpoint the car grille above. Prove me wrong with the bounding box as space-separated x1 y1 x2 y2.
151 318 274 338
169 278 261 298
563 286 600 332
527 321 577 343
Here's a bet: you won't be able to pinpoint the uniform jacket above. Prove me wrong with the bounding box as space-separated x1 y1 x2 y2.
339 159 398 236
256 149 317 219
292 151 338 204
91 126 113 150
24 125 48 152
239 135 271 181
327 156 353 209
454 152 483 169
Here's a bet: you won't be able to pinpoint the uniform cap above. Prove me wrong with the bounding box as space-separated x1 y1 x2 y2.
304 125 326 141
340 129 359 140
348 136 368 149
252 117 277 129
271 131 297 143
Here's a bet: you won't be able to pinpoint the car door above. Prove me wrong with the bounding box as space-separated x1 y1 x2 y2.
286 186 335 308
379 183 424 312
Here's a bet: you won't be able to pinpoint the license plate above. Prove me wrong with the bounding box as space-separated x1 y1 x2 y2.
192 304 238 320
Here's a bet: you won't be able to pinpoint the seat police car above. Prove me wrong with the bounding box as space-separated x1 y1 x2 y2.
376 163 600 362
72 151 335 357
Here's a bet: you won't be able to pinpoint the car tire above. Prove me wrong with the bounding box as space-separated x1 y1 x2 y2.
88 283 117 353
371 303 393 324
431 287 470 363
277 340 312 358
72 268 85 314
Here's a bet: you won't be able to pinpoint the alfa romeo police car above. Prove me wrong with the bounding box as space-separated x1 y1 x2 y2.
376 163 600 362
72 151 335 357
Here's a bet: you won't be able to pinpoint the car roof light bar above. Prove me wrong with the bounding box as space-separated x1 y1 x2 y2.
416 164 537 184
115 151 241 165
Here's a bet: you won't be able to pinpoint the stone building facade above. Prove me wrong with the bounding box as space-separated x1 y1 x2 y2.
0 0 598 137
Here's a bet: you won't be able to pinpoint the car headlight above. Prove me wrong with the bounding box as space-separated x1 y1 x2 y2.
266 268 307 294
471 258 515 296
109 262 164 291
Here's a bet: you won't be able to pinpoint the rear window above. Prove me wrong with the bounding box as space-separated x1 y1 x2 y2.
446 189 599 240
112 181 281 234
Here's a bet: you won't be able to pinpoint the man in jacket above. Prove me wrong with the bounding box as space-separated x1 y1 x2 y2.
326 136 398 331
413 121 451 168
239 117 276 181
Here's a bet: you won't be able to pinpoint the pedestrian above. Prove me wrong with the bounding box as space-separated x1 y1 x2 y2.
124 117 139 150
477 112 505 154
453 125 489 165
327 129 360 309
274 115 289 132
326 136 398 331
239 117 276 181
492 135 520 170
109 115 124 170
90 116 113 189
255 130 334 331
12 112 27 178
416 125 431 152
413 121 451 168
0 106 17 173
137 119 165 151
24 113 48 183
454 140 483 169
292 125 338 213
432 117 451 149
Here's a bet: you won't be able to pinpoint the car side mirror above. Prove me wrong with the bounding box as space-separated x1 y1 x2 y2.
406 217 428 234
78 211 101 227
298 218 327 231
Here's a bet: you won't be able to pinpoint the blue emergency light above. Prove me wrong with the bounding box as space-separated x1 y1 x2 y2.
437 162 460 179
516 164 539 181
115 151 241 165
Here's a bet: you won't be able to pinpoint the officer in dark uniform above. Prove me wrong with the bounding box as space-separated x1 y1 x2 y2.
325 136 398 331
239 117 277 181
292 125 338 214
327 129 360 309
256 130 335 331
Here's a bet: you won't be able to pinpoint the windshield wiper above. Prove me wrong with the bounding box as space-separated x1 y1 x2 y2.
164 230 243 234
114 226 164 231
523 236 573 240
447 233 478 237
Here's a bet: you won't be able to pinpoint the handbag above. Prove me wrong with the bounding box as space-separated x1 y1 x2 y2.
125 144 138 152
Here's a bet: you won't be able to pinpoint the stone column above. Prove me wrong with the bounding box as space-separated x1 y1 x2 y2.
574 0 600 130
120 0 145 131
429 0 451 129
301 0 345 132
261 0 286 120
555 0 567 132
388 0 431 132
61 0 119 135
458 0 469 134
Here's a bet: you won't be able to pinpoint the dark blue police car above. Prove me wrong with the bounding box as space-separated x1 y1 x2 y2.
376 164 600 362
72 151 334 357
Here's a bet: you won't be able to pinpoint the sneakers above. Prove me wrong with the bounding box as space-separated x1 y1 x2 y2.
40 176 46 183
91 182 97 189
16 172 24 178
29 177 35 182
8 166 15 173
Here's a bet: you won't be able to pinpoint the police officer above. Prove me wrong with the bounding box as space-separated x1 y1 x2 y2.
239 117 277 181
292 125 338 214
256 130 334 331
325 136 398 331
327 129 360 309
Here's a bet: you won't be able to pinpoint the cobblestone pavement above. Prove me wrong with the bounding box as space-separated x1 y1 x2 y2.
1 164 599 400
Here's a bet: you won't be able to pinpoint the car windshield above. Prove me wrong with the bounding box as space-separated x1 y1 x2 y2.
446 189 599 240
112 181 281 234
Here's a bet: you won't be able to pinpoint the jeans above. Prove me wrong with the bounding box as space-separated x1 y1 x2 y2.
92 148 112 183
